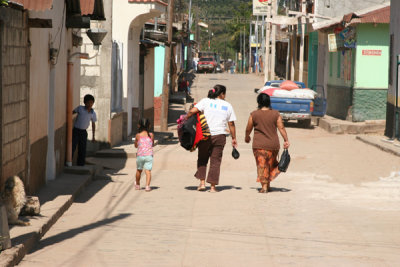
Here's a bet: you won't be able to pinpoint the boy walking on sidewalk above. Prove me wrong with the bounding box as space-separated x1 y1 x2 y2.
72 94 97 166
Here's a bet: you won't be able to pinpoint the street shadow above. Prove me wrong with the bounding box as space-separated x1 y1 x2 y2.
74 177 113 203
283 121 315 130
184 185 242 191
250 186 291 193
136 186 160 191
217 185 242 191
159 139 180 145
269 187 291 193
26 213 132 253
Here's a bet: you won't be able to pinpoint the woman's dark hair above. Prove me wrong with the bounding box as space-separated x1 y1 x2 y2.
257 93 271 109
138 118 151 136
84 94 95 104
208 84 226 99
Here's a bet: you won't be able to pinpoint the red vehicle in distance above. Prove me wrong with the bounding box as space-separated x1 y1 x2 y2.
197 57 217 73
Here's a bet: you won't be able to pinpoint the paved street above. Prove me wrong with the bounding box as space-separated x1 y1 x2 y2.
20 73 400 267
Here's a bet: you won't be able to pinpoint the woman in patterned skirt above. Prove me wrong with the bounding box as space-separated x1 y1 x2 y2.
245 93 290 193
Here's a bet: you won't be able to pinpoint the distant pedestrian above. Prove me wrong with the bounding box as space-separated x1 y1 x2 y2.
72 94 97 166
179 76 191 95
245 93 290 193
187 84 237 192
193 58 198 72
134 118 154 192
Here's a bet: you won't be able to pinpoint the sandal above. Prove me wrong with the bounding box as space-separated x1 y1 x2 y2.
259 189 268 193
145 186 151 192
135 184 140 190
197 185 206 191
197 184 206 191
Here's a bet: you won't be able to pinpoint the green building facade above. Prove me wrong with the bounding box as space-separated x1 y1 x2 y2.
326 23 389 122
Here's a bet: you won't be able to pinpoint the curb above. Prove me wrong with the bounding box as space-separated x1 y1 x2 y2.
356 136 400 157
0 168 95 267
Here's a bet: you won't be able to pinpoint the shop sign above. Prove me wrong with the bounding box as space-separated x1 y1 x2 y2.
362 49 382 56
253 0 270 16
328 34 337 52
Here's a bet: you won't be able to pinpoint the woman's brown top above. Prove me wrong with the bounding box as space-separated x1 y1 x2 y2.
251 109 280 150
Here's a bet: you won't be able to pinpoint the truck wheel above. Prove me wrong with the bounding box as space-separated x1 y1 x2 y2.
298 119 311 128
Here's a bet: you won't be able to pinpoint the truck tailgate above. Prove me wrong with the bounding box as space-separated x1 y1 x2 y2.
270 97 311 113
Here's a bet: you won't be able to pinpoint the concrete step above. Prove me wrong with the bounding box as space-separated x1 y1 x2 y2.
317 116 385 134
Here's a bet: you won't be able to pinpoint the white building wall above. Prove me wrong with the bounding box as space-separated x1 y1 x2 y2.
29 0 81 182
112 1 165 135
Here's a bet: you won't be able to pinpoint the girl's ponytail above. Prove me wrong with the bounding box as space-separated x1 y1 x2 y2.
207 84 226 99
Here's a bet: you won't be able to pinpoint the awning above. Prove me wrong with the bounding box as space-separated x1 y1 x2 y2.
10 0 53 11
10 0 101 17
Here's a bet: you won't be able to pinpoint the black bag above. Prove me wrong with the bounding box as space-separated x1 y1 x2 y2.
278 149 290 172
180 116 197 150
232 147 240 159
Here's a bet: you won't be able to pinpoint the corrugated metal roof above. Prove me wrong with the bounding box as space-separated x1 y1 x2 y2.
11 0 53 11
312 2 390 31
128 0 168 6
346 6 390 25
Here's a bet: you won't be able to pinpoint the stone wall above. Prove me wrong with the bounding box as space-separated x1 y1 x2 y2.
352 89 387 122
0 9 29 186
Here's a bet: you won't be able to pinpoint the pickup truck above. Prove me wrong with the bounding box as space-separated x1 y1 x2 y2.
255 80 326 128
197 57 217 73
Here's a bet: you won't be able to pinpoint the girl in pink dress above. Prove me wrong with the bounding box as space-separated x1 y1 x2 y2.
134 118 154 192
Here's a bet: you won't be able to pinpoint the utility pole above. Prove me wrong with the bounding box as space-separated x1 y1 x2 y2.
299 0 306 83
160 0 174 131
270 0 277 80
249 21 252 73
261 15 265 75
255 17 259 74
264 2 271 82
186 0 193 70
239 29 242 73
243 26 246 73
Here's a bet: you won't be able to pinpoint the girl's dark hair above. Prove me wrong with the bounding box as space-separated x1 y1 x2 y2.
138 118 151 136
257 93 271 109
208 84 226 99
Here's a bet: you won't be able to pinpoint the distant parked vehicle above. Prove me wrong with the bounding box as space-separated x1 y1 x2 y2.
197 57 217 73
254 80 327 128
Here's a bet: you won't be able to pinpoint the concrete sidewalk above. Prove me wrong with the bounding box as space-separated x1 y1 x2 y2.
0 167 95 267
356 135 400 157
0 131 174 267
313 115 400 157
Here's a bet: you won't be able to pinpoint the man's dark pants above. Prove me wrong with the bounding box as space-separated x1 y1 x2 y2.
72 127 88 166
